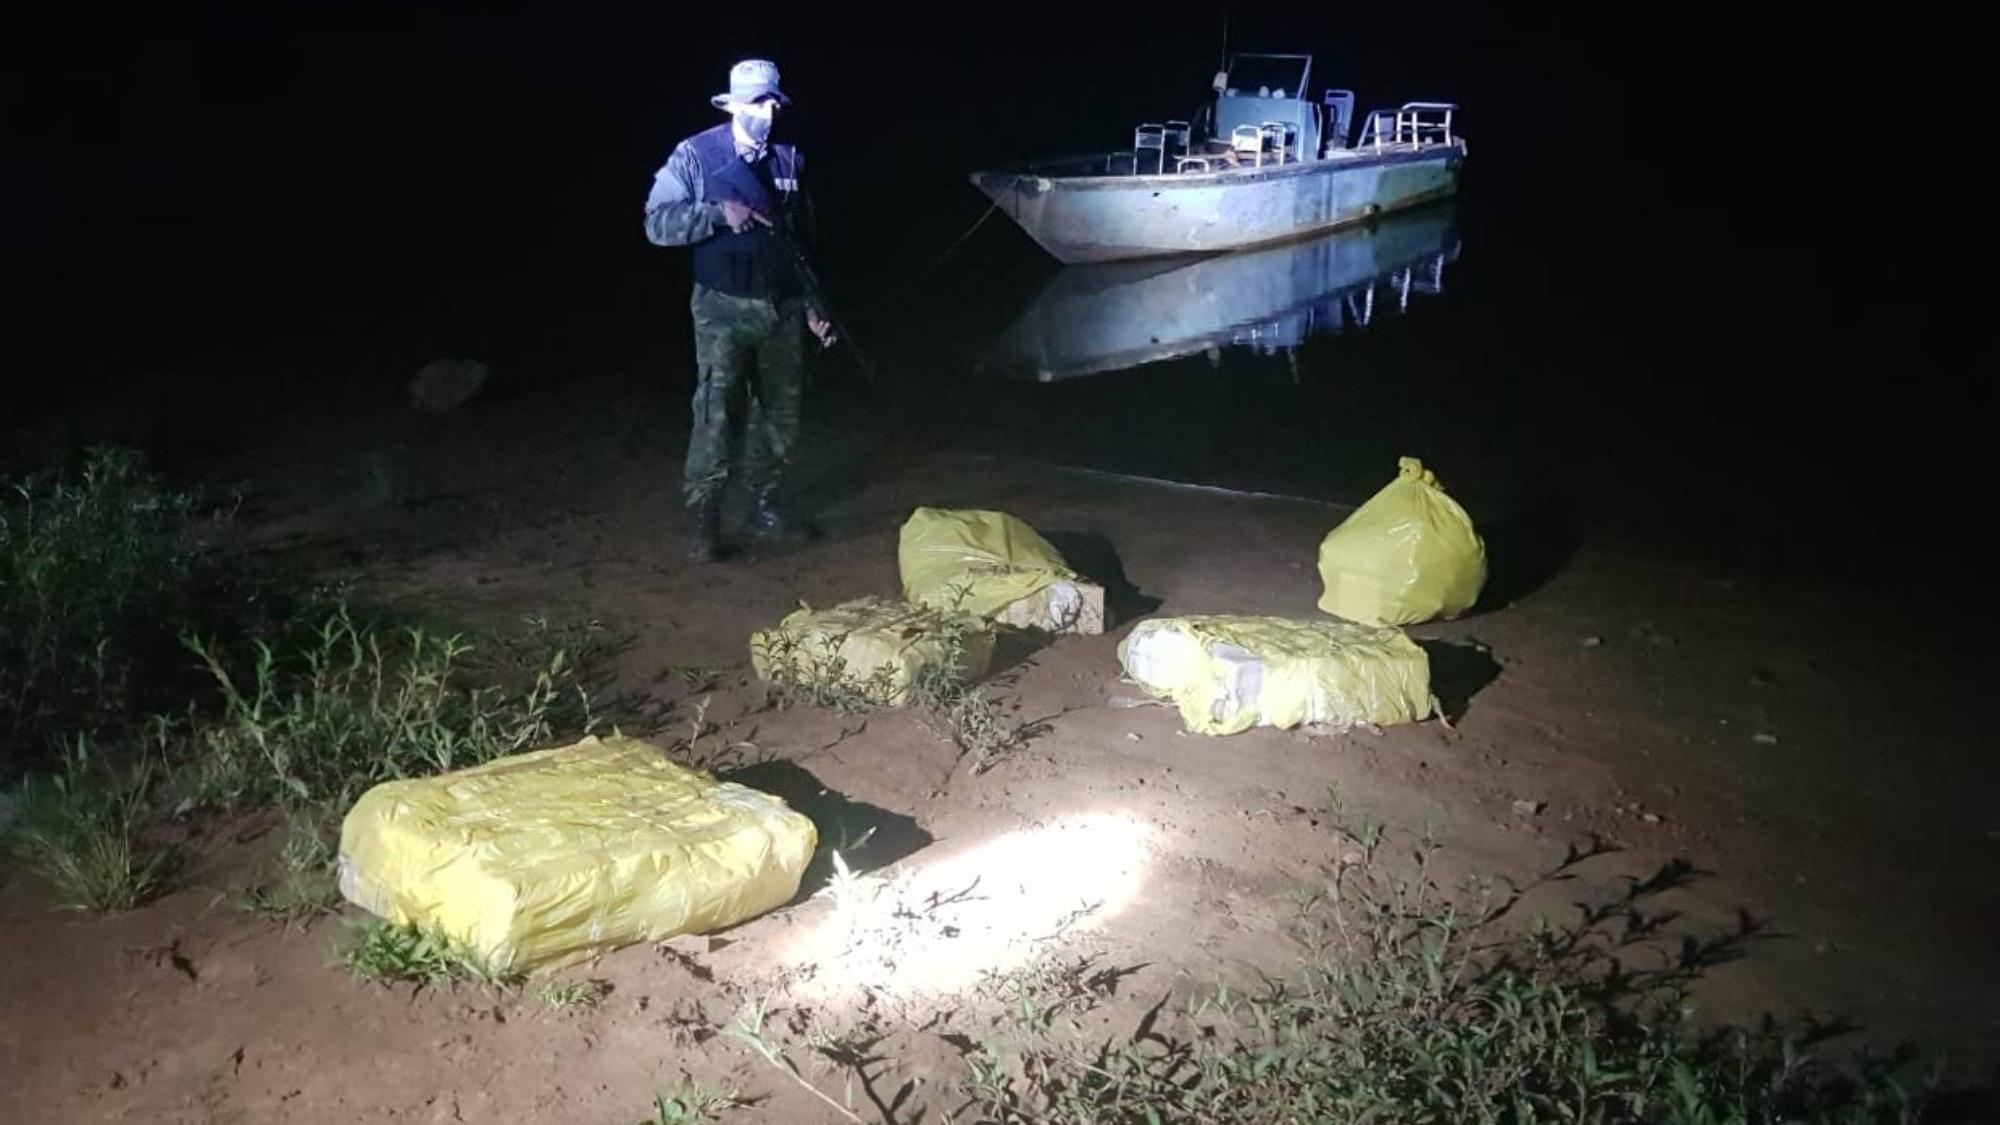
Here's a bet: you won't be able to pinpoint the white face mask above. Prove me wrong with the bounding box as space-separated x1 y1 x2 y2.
732 103 776 145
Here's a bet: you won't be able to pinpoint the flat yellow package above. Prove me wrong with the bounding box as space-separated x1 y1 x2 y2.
898 508 1086 625
750 596 994 706
337 735 815 972
1316 457 1486 626
1118 615 1432 736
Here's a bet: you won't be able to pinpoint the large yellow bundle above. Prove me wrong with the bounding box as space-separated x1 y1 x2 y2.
1118 615 1433 736
337 735 815 971
750 596 994 706
1316 457 1486 626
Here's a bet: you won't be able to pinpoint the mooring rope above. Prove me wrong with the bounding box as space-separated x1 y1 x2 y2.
913 198 1002 283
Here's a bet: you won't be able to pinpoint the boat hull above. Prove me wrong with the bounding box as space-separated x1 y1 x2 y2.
972 143 1463 264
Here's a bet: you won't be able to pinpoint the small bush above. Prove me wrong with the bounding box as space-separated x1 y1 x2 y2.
753 629 901 712
0 448 204 767
5 736 174 912
340 918 522 988
908 614 1029 772
183 605 594 811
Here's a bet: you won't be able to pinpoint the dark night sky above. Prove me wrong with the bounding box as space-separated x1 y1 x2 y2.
1 2 1985 415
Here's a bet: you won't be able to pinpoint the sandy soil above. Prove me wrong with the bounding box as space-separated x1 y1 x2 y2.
2 370 1995 1123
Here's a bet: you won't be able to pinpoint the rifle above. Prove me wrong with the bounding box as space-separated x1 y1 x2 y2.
710 156 879 382
766 211 879 382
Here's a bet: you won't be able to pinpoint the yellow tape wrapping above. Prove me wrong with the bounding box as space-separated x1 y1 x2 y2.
337 735 815 971
1119 615 1433 735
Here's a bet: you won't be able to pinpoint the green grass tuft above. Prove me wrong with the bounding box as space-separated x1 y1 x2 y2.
183 604 594 812
4 735 174 912
534 978 610 1011
647 1077 742 1123
340 918 523 989
238 803 343 926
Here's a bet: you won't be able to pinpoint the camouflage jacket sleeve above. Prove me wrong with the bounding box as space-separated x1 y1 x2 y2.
643 142 725 247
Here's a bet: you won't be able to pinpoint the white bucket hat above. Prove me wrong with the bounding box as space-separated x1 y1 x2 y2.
711 59 790 108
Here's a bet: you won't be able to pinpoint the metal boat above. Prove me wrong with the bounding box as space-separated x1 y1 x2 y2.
972 52 1465 263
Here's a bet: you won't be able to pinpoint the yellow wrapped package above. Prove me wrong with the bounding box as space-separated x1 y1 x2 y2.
899 508 1103 633
750 596 995 706
1317 457 1487 626
337 735 815 972
1118 615 1433 736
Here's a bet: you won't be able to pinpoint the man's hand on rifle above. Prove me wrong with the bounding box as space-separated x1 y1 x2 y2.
807 309 837 348
720 198 771 232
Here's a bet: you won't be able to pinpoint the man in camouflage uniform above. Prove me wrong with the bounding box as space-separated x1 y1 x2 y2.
644 58 834 563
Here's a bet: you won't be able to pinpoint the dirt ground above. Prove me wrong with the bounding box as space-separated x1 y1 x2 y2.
3 369 1996 1123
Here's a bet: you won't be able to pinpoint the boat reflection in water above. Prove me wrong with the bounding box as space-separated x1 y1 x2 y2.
981 203 1460 382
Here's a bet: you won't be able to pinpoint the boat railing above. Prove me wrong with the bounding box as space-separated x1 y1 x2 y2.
1104 97 1458 175
1355 102 1459 152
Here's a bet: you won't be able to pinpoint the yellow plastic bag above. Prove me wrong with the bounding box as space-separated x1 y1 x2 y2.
898 508 1082 622
1118 615 1432 736
750 596 995 706
1316 457 1486 626
337 735 815 972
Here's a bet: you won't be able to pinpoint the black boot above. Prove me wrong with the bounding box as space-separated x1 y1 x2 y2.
746 481 811 542
683 494 720 563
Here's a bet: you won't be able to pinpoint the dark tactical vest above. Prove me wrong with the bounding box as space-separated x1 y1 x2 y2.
686 123 803 300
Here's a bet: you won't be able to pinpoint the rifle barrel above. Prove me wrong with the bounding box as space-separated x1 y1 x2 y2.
768 216 877 381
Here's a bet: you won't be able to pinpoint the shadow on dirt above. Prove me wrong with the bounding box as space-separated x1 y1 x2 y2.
718 759 932 901
1420 636 1502 724
1041 529 1162 627
1475 500 1580 613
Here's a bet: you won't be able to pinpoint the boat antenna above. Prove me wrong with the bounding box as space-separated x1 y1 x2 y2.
1218 4 1230 71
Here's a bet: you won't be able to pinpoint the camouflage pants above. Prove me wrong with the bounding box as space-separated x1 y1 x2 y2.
684 285 805 505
